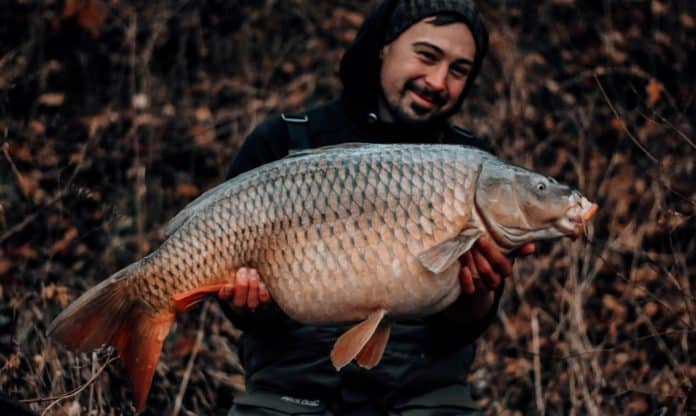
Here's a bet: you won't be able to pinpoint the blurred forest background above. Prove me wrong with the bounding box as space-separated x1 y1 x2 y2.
1 0 694 414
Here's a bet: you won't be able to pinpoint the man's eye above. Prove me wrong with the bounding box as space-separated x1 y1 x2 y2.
417 51 437 62
450 67 470 78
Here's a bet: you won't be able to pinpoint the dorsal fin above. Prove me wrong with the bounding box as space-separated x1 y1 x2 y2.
165 143 373 237
284 142 372 159
164 179 240 237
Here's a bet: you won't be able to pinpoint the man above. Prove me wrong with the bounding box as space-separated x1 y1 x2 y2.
219 1 535 414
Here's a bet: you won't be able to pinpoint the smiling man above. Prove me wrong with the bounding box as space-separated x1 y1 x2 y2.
379 14 477 124
220 1 534 415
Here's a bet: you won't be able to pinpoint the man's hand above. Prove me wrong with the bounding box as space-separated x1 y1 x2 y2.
218 267 272 309
459 238 536 295
445 238 536 324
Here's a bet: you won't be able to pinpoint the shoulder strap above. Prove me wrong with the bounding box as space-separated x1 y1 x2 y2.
281 113 310 151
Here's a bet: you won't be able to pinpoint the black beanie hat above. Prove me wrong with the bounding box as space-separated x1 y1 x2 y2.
383 0 489 102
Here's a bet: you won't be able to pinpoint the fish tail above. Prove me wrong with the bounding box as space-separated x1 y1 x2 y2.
47 262 174 412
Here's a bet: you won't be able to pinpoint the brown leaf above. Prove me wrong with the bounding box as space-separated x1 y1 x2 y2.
634 265 658 282
134 114 164 129
336 9 364 27
6 354 21 369
646 78 663 105
651 0 667 15
63 0 107 37
610 117 626 132
602 294 627 318
170 337 196 358
643 302 659 317
38 92 65 107
682 13 696 29
17 175 39 197
28 120 45 136
176 183 200 198
132 93 149 110
9 244 38 259
37 144 60 167
341 29 358 44
43 284 70 307
190 124 215 146
5 142 32 162
82 112 111 138
61 400 81 416
33 354 44 366
49 227 79 255
627 395 649 414
0 259 10 275
194 106 213 123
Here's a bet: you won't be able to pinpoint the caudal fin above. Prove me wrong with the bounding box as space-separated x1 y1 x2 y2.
47 263 174 412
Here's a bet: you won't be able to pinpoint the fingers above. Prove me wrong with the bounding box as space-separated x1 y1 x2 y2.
475 238 513 277
459 265 476 294
247 270 260 309
517 242 536 256
472 248 501 289
226 267 272 309
459 251 478 295
259 281 271 303
233 268 249 308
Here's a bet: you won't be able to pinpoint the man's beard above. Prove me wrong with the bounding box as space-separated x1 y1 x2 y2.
382 80 452 125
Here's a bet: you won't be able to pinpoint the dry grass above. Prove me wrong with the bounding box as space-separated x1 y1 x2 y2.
1 1 694 414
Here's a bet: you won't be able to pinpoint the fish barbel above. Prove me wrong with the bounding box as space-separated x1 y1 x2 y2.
48 143 598 411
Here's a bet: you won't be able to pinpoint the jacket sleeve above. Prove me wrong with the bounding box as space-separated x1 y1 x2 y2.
219 116 296 334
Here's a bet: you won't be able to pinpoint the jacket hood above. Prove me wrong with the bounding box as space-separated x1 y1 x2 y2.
339 0 488 127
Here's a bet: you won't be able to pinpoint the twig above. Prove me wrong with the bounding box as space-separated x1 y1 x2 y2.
531 309 545 416
0 192 64 244
171 302 208 416
18 355 117 413
593 74 659 163
509 328 696 363
3 141 31 197
0 131 102 244
88 352 97 415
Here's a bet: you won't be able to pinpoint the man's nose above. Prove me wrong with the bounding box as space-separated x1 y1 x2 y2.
424 64 448 91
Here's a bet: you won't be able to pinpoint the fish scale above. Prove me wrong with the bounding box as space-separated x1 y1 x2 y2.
48 143 598 411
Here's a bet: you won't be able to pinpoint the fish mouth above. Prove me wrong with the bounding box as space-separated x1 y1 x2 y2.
557 195 598 238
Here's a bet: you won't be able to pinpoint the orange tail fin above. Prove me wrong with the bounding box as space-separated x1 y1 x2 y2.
47 263 174 412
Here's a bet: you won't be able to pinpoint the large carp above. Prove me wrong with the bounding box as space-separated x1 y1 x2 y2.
48 143 597 411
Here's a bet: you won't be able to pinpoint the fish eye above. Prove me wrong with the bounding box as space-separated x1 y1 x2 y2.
536 182 546 192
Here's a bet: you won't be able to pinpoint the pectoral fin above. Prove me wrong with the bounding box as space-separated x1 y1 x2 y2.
417 228 483 274
330 308 387 371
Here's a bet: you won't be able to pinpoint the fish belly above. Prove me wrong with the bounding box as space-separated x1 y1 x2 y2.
259 235 464 325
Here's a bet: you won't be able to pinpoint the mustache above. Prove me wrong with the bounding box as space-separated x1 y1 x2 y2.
405 81 448 106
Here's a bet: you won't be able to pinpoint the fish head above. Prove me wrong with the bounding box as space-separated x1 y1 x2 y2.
474 161 598 251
